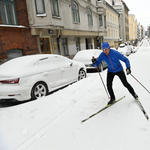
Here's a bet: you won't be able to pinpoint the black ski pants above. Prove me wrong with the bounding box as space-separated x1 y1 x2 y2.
107 70 135 100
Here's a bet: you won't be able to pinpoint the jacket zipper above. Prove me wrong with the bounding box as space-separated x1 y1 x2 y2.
108 55 115 73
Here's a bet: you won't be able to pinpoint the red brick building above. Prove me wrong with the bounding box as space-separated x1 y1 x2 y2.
0 0 39 63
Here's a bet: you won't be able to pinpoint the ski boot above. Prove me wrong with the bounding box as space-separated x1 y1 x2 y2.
133 93 138 100
107 98 115 105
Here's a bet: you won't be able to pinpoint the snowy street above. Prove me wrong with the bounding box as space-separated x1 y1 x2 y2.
1 39 150 150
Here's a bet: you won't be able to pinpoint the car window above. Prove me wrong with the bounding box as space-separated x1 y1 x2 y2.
35 57 55 70
52 57 71 69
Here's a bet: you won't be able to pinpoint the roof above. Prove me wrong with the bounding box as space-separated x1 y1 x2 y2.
106 2 120 16
121 0 130 11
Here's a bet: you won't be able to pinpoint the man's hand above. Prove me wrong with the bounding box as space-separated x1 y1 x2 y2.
126 68 131 75
91 57 97 64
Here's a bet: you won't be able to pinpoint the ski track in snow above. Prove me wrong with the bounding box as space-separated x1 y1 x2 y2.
1 39 150 150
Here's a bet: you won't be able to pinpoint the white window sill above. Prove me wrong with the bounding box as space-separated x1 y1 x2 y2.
0 24 27 28
36 13 47 17
52 16 61 19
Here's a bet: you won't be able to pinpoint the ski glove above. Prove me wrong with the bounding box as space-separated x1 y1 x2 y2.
91 57 97 64
126 68 131 75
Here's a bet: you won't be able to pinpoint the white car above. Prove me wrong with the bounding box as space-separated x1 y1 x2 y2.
118 44 131 56
0 54 86 102
73 49 107 72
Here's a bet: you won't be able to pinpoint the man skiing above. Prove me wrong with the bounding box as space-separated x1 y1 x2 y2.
92 42 138 105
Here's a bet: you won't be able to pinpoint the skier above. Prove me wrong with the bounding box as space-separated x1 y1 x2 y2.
92 42 138 105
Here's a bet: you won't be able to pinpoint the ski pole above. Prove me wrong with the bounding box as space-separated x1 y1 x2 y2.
130 73 150 94
94 62 110 99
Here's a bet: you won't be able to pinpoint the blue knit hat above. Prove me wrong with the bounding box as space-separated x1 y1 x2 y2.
102 42 110 50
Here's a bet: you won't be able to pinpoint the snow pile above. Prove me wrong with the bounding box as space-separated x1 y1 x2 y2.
0 39 150 150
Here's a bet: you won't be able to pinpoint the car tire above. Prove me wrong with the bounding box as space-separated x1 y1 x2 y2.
78 69 86 80
31 82 48 100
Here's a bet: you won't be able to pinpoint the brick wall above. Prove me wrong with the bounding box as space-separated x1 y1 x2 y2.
0 0 39 61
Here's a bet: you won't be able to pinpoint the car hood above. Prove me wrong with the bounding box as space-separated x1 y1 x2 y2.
73 50 102 65
73 58 92 65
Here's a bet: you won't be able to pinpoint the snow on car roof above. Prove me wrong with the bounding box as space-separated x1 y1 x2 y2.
120 44 125 46
73 49 102 60
0 54 63 79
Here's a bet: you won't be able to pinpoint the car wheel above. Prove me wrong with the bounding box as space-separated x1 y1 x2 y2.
31 82 48 100
78 69 86 80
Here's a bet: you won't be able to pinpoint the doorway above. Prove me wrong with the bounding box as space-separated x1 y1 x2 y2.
40 38 51 54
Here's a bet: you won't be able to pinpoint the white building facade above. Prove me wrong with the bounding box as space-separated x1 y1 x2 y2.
104 2 120 48
26 0 107 58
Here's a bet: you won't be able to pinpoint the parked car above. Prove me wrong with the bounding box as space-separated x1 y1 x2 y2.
130 45 137 53
132 46 138 53
118 44 131 56
127 45 133 53
73 49 107 72
0 54 86 102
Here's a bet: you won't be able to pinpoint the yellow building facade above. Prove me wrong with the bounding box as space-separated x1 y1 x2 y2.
104 3 120 48
129 14 137 44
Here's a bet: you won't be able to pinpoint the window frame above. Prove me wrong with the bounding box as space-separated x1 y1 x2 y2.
35 0 46 15
99 14 103 27
104 15 106 28
87 8 93 26
0 0 17 25
50 0 60 17
71 0 80 23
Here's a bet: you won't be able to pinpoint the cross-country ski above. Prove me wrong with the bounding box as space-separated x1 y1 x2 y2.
82 96 125 123
136 99 149 120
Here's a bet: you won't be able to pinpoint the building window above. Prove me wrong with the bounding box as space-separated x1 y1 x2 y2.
114 30 115 37
110 14 112 22
112 0 115 5
50 0 59 17
108 28 110 37
104 15 106 28
99 14 103 27
61 38 68 56
71 0 80 23
35 0 45 15
87 8 93 26
0 0 17 25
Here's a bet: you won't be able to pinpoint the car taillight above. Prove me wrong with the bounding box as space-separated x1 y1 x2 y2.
0 78 19 84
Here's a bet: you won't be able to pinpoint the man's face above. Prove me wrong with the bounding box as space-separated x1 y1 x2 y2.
103 48 110 55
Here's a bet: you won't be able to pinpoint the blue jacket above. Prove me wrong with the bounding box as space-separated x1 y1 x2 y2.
95 49 130 73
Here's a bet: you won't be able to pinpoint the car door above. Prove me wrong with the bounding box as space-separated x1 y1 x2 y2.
61 58 77 83
37 57 62 88
52 56 77 85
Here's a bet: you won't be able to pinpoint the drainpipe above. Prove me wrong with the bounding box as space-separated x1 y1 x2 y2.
57 30 61 55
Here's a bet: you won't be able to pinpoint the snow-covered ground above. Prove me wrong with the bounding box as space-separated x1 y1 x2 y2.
1 39 150 150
